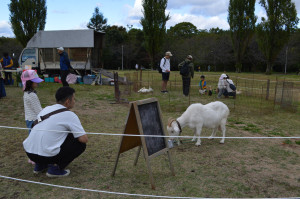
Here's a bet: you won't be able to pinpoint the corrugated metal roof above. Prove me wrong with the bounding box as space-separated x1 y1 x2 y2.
26 29 101 48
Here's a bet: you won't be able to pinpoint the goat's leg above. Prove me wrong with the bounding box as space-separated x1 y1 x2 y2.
209 128 217 140
195 127 203 146
176 137 181 146
192 129 197 142
219 124 226 144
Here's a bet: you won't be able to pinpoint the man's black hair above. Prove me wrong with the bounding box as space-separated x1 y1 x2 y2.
55 86 75 104
201 75 205 79
3 53 8 57
226 75 230 79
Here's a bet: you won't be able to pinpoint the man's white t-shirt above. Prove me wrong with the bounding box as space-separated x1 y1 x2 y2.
23 104 86 157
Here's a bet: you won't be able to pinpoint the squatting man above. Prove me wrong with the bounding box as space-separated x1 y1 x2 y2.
23 87 88 177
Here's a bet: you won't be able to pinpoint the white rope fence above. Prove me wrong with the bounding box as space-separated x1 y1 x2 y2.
0 175 200 199
0 125 299 198
0 125 299 139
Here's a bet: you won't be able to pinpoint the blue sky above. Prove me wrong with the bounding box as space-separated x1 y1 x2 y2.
1 0 300 37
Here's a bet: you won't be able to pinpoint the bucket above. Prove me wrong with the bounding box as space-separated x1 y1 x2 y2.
54 77 59 83
83 75 96 85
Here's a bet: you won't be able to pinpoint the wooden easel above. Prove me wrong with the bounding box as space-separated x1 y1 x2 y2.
112 98 175 190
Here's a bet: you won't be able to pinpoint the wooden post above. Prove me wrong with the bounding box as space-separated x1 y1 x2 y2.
260 86 263 115
280 78 285 107
273 77 278 111
140 69 142 88
266 79 270 100
114 72 120 103
175 74 177 91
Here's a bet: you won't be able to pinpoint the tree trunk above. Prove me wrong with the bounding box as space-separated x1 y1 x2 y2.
235 63 242 73
265 62 272 75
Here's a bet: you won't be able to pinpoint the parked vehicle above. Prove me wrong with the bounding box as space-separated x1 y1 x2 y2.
18 29 105 75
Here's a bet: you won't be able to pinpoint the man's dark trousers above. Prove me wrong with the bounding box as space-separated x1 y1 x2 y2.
60 70 69 87
26 134 86 169
182 77 191 96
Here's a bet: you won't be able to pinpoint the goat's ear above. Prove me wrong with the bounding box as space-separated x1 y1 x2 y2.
167 118 174 127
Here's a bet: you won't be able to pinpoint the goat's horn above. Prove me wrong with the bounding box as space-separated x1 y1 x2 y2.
168 118 175 127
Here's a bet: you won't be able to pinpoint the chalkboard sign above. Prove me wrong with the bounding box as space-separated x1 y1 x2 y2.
112 98 175 190
138 101 166 156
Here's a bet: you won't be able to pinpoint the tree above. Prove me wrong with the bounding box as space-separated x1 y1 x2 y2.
9 0 47 47
140 0 170 69
228 0 257 73
256 0 299 74
168 22 198 38
87 7 108 32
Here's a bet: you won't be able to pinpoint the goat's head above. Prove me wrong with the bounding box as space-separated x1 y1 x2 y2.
167 118 181 140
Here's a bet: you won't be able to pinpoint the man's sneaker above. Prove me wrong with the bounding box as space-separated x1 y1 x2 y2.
46 165 70 177
33 164 48 174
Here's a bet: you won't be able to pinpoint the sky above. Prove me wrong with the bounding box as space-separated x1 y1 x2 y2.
1 0 300 38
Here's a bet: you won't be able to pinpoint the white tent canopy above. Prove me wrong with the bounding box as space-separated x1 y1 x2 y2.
26 29 102 48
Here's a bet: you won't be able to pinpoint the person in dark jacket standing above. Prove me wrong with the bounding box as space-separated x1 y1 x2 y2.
57 47 70 86
178 55 194 96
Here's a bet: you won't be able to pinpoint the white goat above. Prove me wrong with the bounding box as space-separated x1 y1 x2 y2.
167 101 229 146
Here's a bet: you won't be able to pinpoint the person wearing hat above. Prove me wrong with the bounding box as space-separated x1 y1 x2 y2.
21 70 44 134
21 70 44 164
57 47 71 87
160 51 172 93
178 55 194 96
0 52 14 85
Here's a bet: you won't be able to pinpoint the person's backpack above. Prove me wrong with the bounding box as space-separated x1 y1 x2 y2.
226 80 236 91
180 61 190 76
158 58 166 73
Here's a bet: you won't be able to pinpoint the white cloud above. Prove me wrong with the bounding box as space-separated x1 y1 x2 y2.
168 0 219 9
124 0 299 30
168 13 229 30
72 21 88 30
169 0 229 16
52 10 68 14
0 20 14 37
125 0 229 30
124 0 143 26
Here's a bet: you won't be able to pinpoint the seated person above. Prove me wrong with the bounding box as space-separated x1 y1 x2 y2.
199 75 207 95
217 74 227 98
23 87 88 177
223 75 236 98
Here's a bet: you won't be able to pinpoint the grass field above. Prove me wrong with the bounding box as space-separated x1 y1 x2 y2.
0 71 299 198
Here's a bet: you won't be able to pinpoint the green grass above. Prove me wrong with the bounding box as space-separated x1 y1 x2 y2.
0 71 300 198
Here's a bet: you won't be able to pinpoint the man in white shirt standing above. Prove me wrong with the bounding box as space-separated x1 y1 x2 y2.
23 87 88 177
160 51 172 93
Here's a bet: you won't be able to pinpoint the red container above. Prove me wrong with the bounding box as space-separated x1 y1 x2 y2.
54 77 59 83
58 80 62 84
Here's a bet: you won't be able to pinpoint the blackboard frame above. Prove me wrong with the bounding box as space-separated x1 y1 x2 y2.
112 98 175 190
